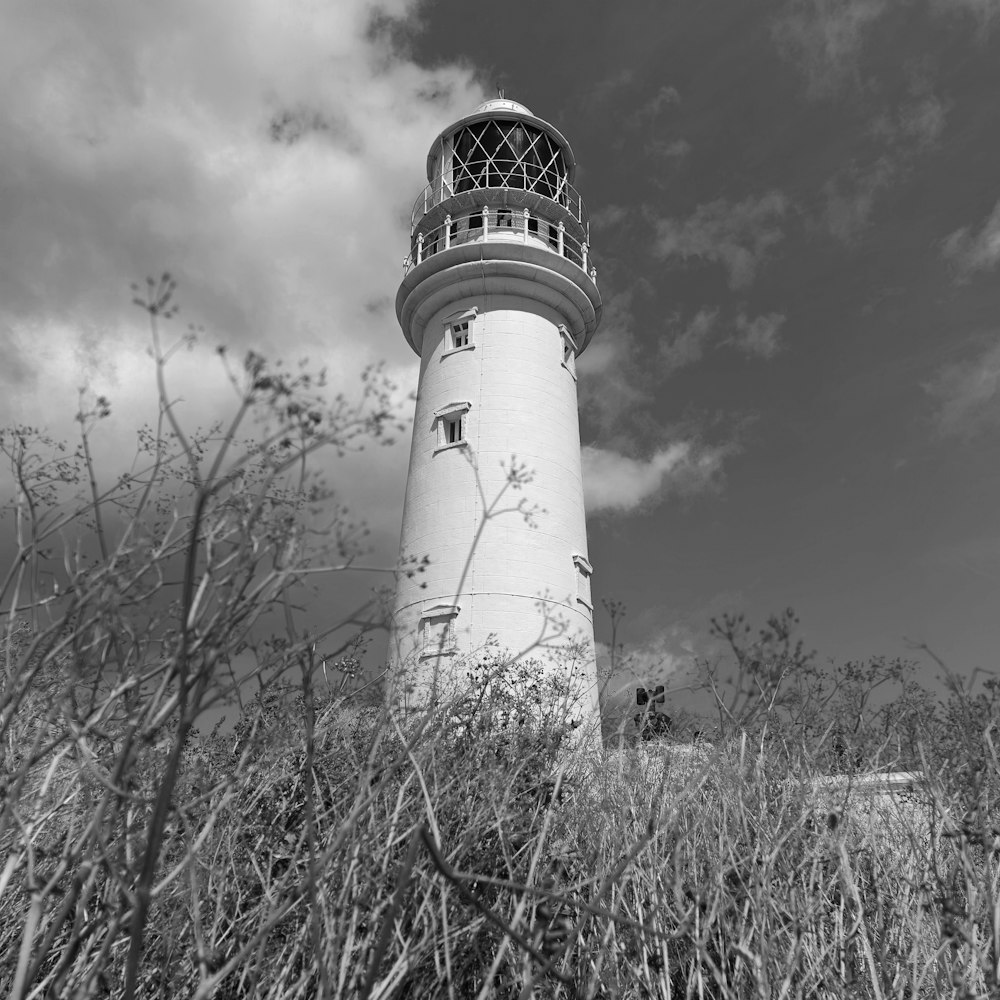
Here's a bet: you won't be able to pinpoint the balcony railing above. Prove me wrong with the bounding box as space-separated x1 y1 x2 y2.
410 160 589 232
403 206 597 285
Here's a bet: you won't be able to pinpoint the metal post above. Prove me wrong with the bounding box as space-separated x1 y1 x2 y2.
417 233 424 265
557 221 565 258
523 208 529 243
590 266 598 285
482 206 489 242
440 136 446 205
582 241 588 272
444 215 452 250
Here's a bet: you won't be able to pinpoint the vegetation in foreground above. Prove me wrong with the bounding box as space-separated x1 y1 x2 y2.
1 280 998 998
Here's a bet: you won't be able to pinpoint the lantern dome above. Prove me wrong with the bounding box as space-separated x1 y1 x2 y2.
473 98 533 115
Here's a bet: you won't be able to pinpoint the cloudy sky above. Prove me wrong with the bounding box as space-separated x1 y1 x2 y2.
4 0 1000 713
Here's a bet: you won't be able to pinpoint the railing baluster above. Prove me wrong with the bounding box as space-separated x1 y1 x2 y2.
523 208 529 243
417 233 424 265
482 206 489 242
557 221 565 258
582 241 588 272
444 215 451 250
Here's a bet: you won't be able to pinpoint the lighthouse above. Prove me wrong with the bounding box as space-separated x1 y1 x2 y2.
389 98 603 725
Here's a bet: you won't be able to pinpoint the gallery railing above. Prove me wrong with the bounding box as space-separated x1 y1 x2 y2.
403 205 597 285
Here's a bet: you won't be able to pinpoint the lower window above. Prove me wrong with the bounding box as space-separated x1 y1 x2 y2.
573 554 593 611
420 605 460 658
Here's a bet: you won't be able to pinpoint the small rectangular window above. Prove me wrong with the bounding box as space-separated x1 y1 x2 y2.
435 401 471 451
423 617 453 656
444 307 477 354
573 554 593 611
559 326 578 379
420 605 460 658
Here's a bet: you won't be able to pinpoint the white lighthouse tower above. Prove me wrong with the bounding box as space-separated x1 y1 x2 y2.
389 98 603 723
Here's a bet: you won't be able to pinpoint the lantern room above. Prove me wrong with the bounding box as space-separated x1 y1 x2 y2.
406 98 593 277
427 98 574 200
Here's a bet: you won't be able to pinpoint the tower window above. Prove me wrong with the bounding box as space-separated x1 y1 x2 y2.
445 415 463 443
420 604 460 658
559 325 578 380
443 307 478 355
434 401 472 451
573 554 593 612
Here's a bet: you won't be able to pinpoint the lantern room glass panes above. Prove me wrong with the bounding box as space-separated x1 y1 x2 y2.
451 120 566 202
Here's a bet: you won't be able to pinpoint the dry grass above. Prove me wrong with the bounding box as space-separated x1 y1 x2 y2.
3 673 998 999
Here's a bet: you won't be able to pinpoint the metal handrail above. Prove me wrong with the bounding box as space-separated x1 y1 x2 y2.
411 160 589 232
403 206 598 286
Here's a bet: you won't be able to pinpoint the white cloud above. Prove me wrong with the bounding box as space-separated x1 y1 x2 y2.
732 312 787 359
590 205 630 230
646 137 692 163
772 0 888 98
931 0 1000 34
923 337 1000 438
871 93 949 148
823 94 946 245
589 68 635 104
614 84 687 160
0 0 483 549
627 85 681 126
942 199 1000 278
822 156 894 242
660 309 719 373
576 289 653 437
603 623 699 687
653 191 789 289
896 95 949 147
582 441 726 514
